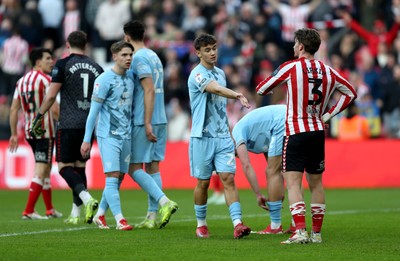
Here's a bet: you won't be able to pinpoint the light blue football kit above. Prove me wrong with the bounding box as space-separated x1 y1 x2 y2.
188 63 236 180
83 69 134 220
128 48 168 214
188 63 241 227
232 105 286 157
130 48 168 164
232 104 286 229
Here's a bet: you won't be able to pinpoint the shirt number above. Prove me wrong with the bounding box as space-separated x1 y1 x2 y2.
308 78 323 106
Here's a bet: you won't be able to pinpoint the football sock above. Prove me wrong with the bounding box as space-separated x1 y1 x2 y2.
130 169 164 212
311 203 326 233
74 167 87 188
290 201 306 230
267 200 282 228
60 167 87 200
149 172 162 212
194 204 207 227
104 177 122 217
24 177 43 213
115 213 124 223
159 195 169 207
97 190 108 216
79 191 93 205
228 202 242 227
42 177 53 211
72 191 83 207
97 178 122 216
146 212 157 220
71 203 81 217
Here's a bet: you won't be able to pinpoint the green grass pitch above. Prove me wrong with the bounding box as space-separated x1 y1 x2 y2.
0 188 399 260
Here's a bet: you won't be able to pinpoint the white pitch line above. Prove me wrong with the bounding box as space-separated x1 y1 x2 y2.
1 208 399 238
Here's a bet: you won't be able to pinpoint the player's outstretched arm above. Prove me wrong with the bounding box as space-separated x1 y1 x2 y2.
205 81 251 109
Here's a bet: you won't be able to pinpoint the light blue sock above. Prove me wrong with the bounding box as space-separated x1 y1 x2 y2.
98 190 108 211
130 169 164 212
98 179 122 213
194 204 207 220
149 172 162 212
267 200 282 224
229 202 242 223
104 177 122 216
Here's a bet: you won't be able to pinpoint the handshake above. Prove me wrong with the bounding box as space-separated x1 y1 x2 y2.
29 113 46 137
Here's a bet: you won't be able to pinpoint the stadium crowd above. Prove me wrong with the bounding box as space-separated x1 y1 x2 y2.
1 0 400 141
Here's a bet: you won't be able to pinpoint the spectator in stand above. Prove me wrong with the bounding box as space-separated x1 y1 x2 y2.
156 0 183 34
0 25 29 98
38 0 64 49
358 47 382 106
380 61 400 138
94 0 131 62
17 0 44 48
62 0 80 43
264 0 322 59
0 95 11 139
166 97 190 142
331 31 359 71
337 102 370 141
338 10 400 57
9 47 62 220
181 2 206 40
218 33 240 67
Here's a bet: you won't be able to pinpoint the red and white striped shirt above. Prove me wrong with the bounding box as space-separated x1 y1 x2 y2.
256 57 357 136
1 35 29 74
13 70 55 139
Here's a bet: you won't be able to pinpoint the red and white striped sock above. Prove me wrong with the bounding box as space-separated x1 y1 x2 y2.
24 177 43 214
42 178 53 211
311 203 326 233
290 201 306 230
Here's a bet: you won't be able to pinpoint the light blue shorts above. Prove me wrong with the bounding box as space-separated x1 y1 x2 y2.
189 137 236 180
130 124 167 163
98 137 131 174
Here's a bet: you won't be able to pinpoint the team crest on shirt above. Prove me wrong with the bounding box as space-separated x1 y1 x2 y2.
51 67 59 78
195 73 203 83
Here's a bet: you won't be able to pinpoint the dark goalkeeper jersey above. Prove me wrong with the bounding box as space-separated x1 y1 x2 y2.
51 54 103 129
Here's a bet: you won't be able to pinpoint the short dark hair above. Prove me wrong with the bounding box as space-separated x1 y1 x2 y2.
123 20 145 41
110 40 134 54
29 47 52 67
67 30 87 50
193 33 217 50
294 28 321 55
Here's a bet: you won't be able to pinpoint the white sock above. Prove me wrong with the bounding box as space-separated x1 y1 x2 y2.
79 191 92 205
159 196 169 206
197 219 207 227
71 203 81 217
115 214 123 223
233 219 242 227
271 221 281 229
96 207 106 217
146 212 157 220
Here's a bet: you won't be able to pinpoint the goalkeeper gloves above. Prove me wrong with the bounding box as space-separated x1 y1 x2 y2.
30 112 46 137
